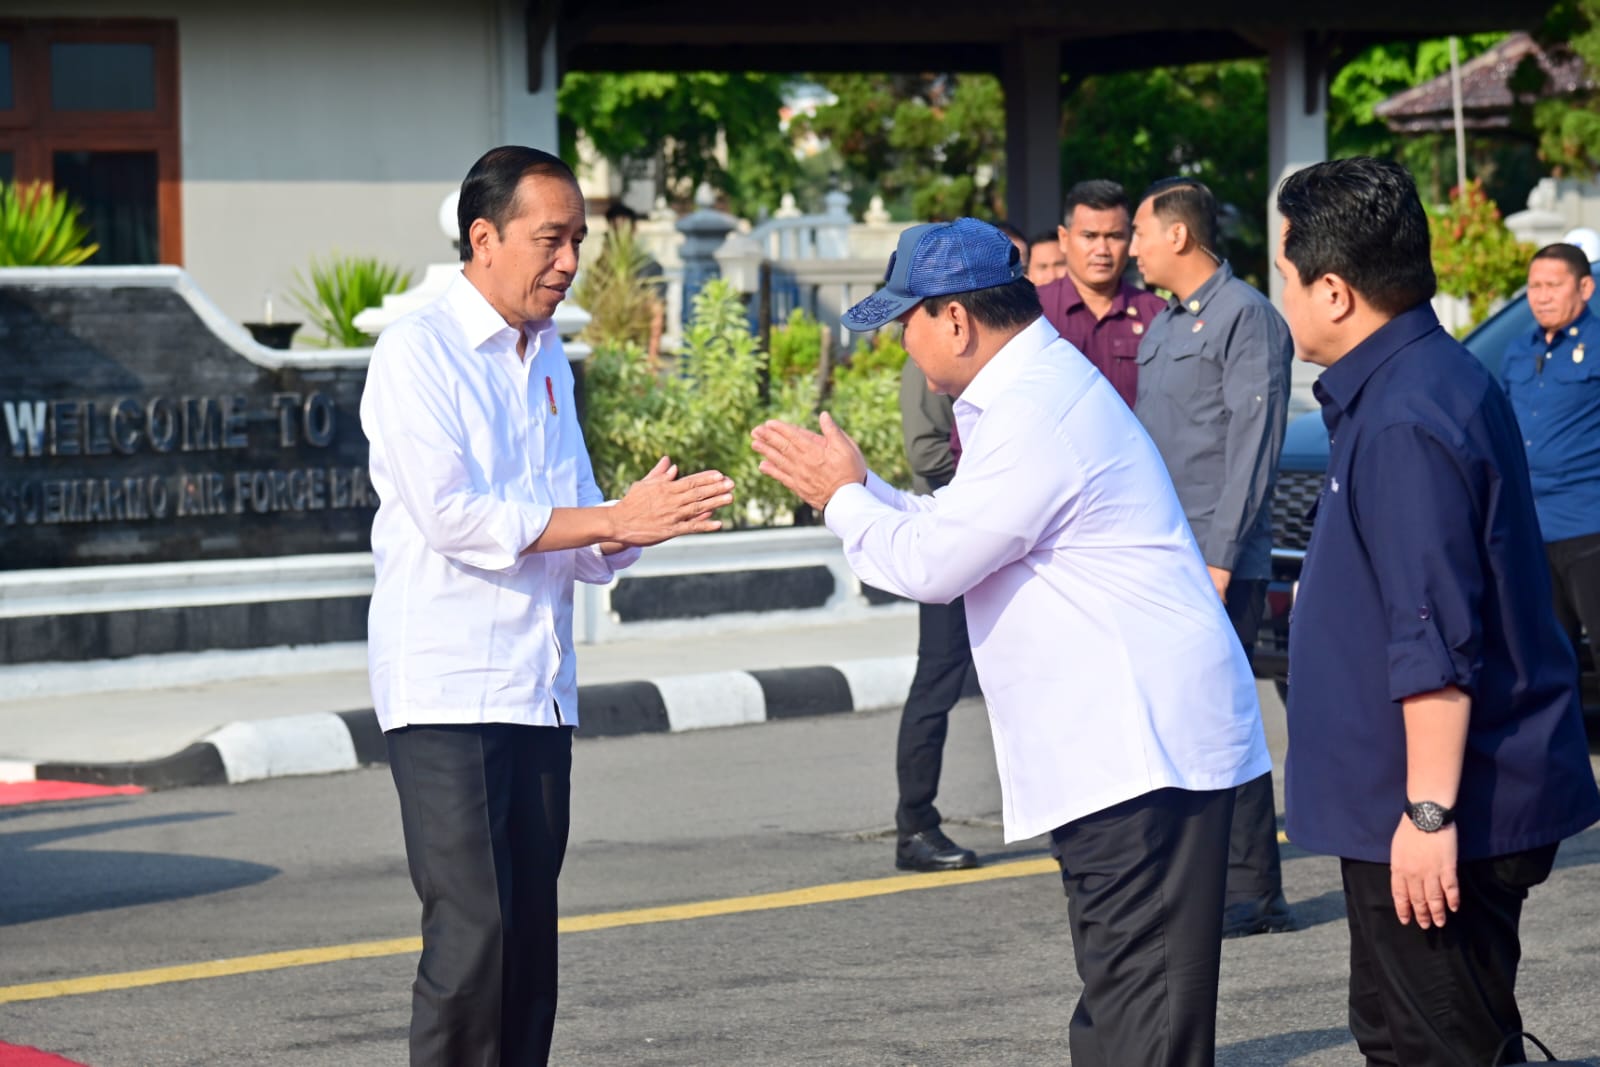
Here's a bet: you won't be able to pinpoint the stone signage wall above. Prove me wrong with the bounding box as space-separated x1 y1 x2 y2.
0 277 374 570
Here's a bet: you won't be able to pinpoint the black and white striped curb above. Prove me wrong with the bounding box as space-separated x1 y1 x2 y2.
13 657 918 791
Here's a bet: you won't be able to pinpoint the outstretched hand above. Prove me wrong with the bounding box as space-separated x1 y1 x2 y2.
750 412 868 511
609 456 735 547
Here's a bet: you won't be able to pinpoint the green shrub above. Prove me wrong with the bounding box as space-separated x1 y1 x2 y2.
832 327 911 489
768 307 825 381
1431 180 1535 332
291 255 413 347
0 182 98 266
572 223 659 350
584 289 910 527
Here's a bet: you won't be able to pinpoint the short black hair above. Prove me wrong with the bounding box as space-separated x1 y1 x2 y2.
1532 241 1592 280
1063 179 1129 221
920 277 1041 333
1140 178 1219 255
1028 230 1060 250
458 146 578 263
1276 157 1437 316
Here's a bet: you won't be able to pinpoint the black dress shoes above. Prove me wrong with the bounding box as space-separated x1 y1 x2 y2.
896 828 980 872
1221 890 1296 938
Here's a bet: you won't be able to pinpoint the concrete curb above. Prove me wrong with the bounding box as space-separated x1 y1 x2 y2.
11 656 919 790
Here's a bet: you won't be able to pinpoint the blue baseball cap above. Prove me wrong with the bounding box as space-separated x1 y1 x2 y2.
841 217 1026 331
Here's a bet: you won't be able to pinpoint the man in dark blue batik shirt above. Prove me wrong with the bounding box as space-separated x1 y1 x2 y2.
1277 157 1600 1066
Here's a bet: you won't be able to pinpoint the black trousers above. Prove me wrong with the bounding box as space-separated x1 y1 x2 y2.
1051 787 1235 1067
387 722 574 1067
1341 844 1559 1066
1546 531 1600 673
1223 578 1286 905
895 596 978 836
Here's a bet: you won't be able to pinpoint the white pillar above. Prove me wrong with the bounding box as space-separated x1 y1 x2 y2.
1002 37 1062 235
1266 32 1327 412
498 0 559 152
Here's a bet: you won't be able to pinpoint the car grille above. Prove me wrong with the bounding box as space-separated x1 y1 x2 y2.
1272 470 1323 553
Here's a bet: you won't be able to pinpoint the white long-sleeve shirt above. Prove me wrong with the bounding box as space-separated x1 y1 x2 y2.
825 317 1269 841
361 272 638 731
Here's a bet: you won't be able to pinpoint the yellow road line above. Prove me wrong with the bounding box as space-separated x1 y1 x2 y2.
0 858 1060 1005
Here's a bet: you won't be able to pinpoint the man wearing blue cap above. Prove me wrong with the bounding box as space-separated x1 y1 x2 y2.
752 218 1270 1065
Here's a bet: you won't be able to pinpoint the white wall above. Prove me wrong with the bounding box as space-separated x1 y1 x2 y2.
10 0 561 327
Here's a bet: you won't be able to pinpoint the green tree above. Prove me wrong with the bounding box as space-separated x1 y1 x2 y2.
800 74 1008 221
1531 0 1600 176
557 72 799 217
1057 60 1271 287
1329 34 1540 211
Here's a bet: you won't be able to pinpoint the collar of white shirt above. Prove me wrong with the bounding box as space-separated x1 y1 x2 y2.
445 271 552 358
953 315 1060 423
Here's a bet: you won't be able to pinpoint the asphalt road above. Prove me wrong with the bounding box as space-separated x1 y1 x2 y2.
4 686 1599 1066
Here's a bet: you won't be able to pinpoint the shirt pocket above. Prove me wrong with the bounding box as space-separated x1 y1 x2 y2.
1502 355 1536 386
1139 338 1216 410
1548 349 1598 383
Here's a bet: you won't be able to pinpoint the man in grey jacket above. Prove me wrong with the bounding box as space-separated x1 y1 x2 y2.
1130 177 1295 938
888 361 981 871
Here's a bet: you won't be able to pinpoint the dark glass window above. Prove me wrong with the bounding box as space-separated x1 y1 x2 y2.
50 42 156 111
0 43 13 111
54 150 158 264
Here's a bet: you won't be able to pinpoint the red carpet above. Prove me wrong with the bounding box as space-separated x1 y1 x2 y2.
0 1042 92 1065
0 781 143 807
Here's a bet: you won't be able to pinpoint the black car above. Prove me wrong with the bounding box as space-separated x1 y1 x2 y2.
1255 263 1600 710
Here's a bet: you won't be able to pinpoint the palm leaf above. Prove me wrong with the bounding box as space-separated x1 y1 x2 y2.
289 255 413 347
0 182 99 267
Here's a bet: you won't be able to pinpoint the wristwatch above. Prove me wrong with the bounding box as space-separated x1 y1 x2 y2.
1404 800 1455 832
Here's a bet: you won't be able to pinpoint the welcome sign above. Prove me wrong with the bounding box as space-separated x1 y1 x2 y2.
0 275 375 570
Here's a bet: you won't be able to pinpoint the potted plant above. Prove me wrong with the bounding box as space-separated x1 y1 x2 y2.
290 254 413 347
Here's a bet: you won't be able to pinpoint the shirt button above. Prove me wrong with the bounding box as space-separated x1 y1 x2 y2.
1419 606 1431 620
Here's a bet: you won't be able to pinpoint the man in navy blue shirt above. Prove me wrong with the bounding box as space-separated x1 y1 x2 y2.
1501 242 1600 676
1277 157 1600 1065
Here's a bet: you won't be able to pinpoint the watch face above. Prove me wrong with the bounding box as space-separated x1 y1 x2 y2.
1409 802 1446 832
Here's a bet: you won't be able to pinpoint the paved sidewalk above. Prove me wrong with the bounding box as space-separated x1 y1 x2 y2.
0 614 919 781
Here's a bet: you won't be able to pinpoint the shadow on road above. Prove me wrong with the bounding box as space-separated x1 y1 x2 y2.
1220 1026 1351 1064
0 807 278 925
1285 888 1347 933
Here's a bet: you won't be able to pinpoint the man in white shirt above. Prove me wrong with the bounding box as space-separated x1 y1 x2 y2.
751 218 1268 1065
362 146 734 1067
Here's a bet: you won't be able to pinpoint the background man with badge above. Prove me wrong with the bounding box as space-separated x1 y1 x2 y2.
1501 240 1600 676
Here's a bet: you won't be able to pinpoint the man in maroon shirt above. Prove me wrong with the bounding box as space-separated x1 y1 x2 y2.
1038 180 1166 408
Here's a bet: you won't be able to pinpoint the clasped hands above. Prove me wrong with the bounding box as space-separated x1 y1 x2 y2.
750 412 869 511
608 456 735 548
602 411 865 550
